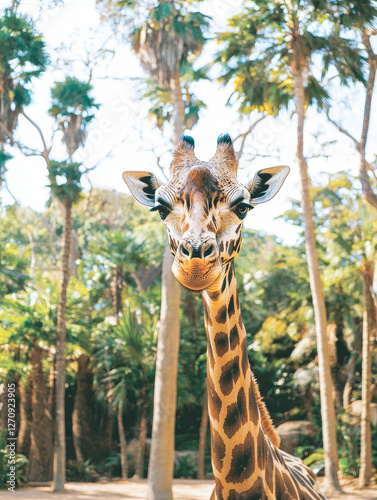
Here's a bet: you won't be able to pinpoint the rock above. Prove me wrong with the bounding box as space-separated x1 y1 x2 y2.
276 420 319 455
346 400 377 426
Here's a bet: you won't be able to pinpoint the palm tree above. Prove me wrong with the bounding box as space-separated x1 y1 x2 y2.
1 293 56 481
216 1 375 492
49 77 98 158
102 3 209 497
48 76 99 492
94 307 156 480
0 11 47 146
356 208 377 487
96 1 208 494
89 230 148 318
142 62 208 132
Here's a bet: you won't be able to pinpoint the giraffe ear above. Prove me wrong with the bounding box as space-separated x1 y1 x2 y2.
122 171 165 207
245 166 290 204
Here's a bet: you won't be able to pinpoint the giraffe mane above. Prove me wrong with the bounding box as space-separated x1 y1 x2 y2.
250 371 281 448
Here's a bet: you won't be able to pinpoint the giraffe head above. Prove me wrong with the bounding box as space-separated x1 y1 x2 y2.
123 134 289 291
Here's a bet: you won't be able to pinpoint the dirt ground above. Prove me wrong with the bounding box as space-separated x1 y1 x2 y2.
2 478 377 499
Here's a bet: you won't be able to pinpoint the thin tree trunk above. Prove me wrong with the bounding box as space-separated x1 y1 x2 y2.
52 200 72 492
293 70 341 494
327 323 343 411
359 267 375 487
198 388 208 480
28 345 53 482
27 230 36 278
343 352 358 408
0 384 7 431
147 70 183 500
135 406 148 479
118 404 128 480
17 375 33 457
170 71 185 146
72 354 95 462
358 32 377 210
111 265 124 318
48 351 55 416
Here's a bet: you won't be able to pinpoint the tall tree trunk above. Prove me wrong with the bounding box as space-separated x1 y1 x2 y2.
28 345 53 482
72 354 95 462
147 71 183 500
0 384 8 431
343 317 362 408
147 246 181 500
170 71 185 146
135 406 148 479
106 265 124 458
197 388 208 480
52 200 72 492
359 266 375 487
293 70 341 494
48 351 55 416
111 265 124 318
118 404 128 480
343 352 358 408
358 31 377 210
17 375 33 457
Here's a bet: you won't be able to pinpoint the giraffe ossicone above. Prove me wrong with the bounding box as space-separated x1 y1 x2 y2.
123 134 326 500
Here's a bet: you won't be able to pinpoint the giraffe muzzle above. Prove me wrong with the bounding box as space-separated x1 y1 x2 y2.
172 240 222 291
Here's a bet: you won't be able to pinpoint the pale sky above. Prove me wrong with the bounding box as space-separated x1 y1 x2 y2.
2 0 376 245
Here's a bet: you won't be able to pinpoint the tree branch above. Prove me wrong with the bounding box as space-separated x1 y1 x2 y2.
324 105 359 148
234 114 267 160
20 111 51 162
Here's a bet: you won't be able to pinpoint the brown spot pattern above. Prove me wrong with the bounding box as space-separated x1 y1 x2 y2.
225 431 255 484
215 305 227 324
214 331 229 357
211 428 225 473
229 324 240 350
220 357 240 396
207 375 222 422
223 387 248 439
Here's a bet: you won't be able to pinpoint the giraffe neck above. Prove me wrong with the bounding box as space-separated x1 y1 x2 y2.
203 263 327 500
203 263 276 499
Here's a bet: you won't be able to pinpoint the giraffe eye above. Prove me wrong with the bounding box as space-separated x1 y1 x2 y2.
234 203 252 219
150 205 170 220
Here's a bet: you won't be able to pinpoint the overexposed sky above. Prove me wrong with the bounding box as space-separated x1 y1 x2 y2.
2 0 376 245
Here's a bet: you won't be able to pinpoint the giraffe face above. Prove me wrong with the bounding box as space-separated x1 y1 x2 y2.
123 134 289 292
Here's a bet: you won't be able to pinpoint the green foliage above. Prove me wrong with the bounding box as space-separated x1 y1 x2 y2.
0 430 28 488
0 12 47 141
97 453 122 477
303 448 325 476
66 459 99 482
49 77 99 156
49 77 98 122
142 60 207 130
216 0 372 116
173 453 197 479
0 149 12 182
0 243 29 299
47 160 83 204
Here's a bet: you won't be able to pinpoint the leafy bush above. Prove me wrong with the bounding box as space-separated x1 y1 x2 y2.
174 454 196 479
303 448 325 476
97 454 122 478
0 430 28 488
66 460 99 482
336 413 360 477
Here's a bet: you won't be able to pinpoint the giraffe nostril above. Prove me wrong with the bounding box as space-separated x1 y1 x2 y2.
203 243 215 259
181 244 190 258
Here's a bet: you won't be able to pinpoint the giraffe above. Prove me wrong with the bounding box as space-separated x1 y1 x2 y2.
123 134 327 500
